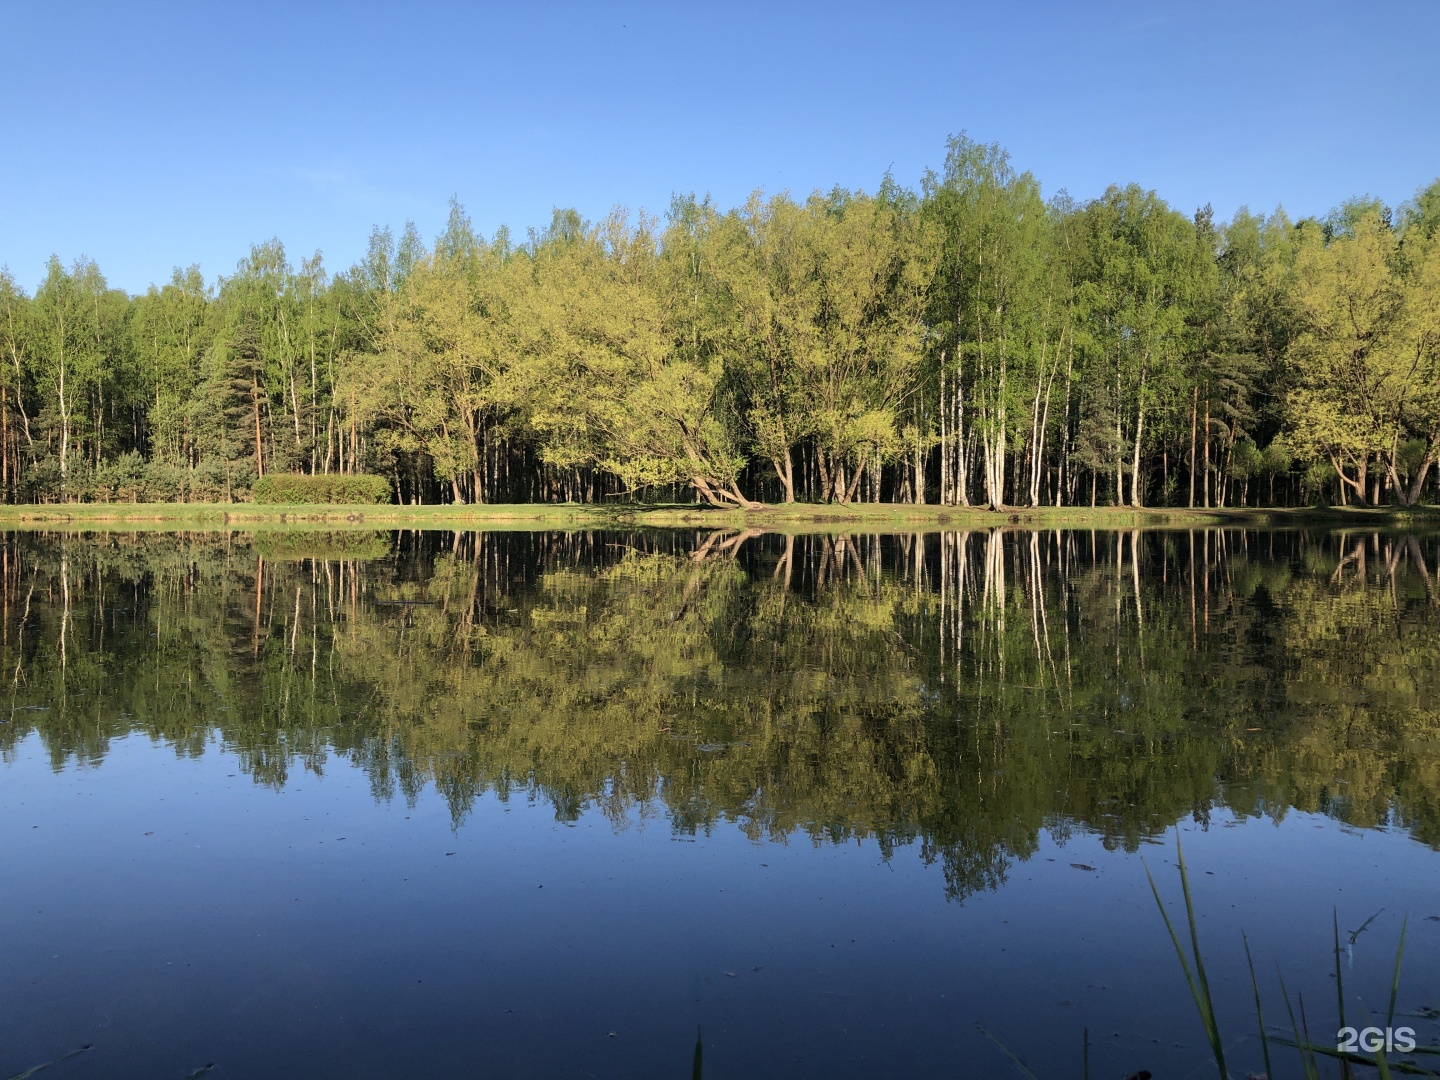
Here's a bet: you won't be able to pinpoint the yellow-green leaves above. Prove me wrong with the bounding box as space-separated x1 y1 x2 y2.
1287 211 1440 504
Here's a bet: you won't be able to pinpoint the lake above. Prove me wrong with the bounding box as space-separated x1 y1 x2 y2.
2 527 1438 1079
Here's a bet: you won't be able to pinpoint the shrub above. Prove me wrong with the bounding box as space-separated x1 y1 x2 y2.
191 459 252 503
140 461 187 503
23 456 93 503
251 473 392 505
96 451 147 502
1302 460 1336 505
20 456 60 502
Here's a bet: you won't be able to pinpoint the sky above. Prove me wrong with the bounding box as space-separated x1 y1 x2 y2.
2 0 1437 295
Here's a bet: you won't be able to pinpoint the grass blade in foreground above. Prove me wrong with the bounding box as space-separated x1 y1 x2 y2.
1389 916 1409 1031
1244 933 1274 1080
976 1023 1042 1080
1143 833 1227 1078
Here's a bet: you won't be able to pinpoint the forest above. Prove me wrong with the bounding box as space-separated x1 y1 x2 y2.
2 136 1438 509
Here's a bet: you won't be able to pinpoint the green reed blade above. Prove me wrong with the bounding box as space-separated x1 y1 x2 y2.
1144 834 1227 1078
1389 916 1408 1031
1271 1036 1440 1077
1243 932 1273 1080
1335 910 1353 1080
1278 970 1321 1080
975 1023 1042 1080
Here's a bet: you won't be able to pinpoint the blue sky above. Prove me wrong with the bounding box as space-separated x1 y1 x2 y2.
2 0 1437 294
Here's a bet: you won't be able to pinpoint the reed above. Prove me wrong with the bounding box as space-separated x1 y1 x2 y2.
985 832 1439 1079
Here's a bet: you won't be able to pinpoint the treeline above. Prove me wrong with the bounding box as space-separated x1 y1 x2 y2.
2 136 1438 508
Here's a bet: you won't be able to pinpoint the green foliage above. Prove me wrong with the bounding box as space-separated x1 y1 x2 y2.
251 472 391 504
0 141 1435 510
1228 438 1262 480
1288 210 1440 505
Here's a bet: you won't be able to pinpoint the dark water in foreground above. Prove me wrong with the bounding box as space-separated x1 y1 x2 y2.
1 527 1438 1079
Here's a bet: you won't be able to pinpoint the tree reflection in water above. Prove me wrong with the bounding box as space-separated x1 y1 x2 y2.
2 526 1436 902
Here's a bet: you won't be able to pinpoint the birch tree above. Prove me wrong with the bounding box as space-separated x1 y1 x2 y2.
1288 209 1440 505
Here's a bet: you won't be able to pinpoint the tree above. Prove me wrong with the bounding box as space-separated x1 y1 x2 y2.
131 266 213 464
510 208 754 507
31 257 111 493
1072 186 1203 507
0 269 35 493
803 186 929 504
361 200 512 503
711 191 816 502
1286 209 1440 505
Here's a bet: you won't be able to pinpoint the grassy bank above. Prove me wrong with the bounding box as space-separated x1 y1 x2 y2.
0 500 1436 534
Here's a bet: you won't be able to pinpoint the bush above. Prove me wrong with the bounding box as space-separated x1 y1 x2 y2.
22 456 65 502
140 461 187 503
95 451 147 501
1302 460 1336 505
191 459 252 503
251 473 392 505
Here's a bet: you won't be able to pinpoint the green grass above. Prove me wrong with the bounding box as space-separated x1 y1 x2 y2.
0 500 1435 534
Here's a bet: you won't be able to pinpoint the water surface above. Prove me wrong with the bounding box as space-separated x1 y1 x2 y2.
2 528 1438 1078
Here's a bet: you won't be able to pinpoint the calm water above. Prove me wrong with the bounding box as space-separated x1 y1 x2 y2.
2 527 1438 1079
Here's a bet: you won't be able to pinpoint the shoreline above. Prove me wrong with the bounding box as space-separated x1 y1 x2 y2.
0 501 1435 533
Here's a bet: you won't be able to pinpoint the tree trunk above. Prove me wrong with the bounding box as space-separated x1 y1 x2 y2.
844 453 866 504
1 385 8 499
1114 368 1124 506
1056 336 1074 507
1130 385 1146 509
1330 454 1367 504
1202 398 1211 508
955 365 970 506
913 435 925 505
252 373 265 478
290 373 303 460
1389 438 1439 507
773 446 795 502
939 358 949 506
58 338 70 489
984 433 1006 511
1188 385 1198 508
